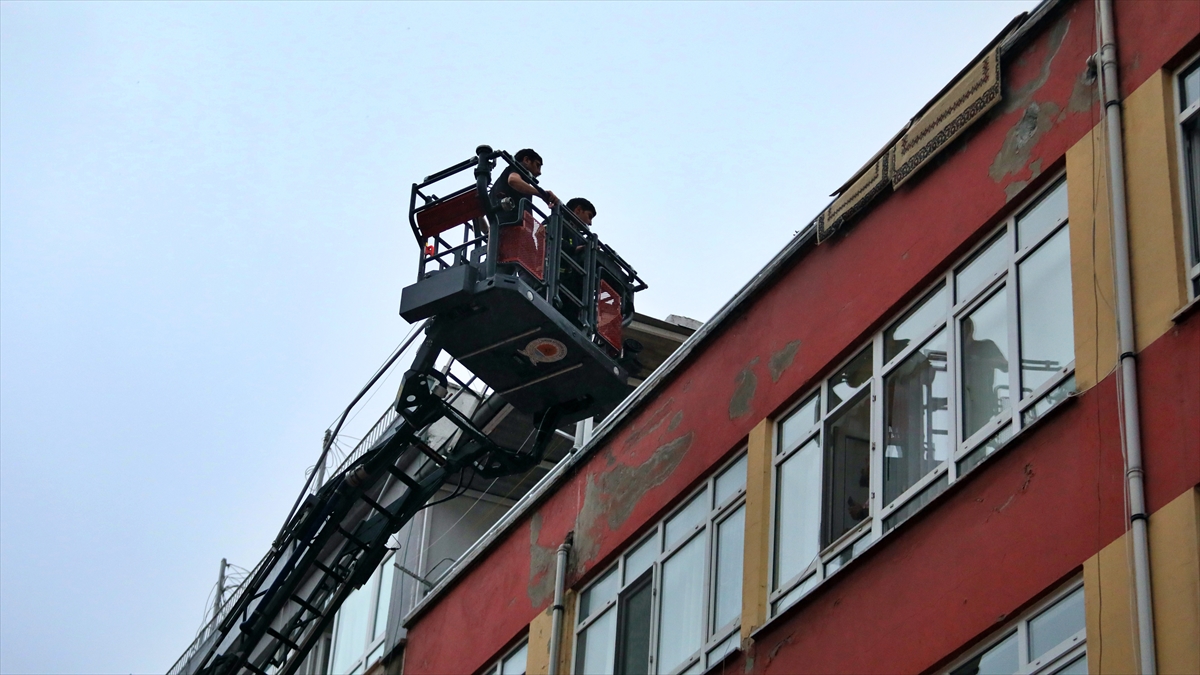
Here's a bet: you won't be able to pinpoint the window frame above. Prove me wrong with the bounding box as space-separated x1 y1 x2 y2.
326 552 395 675
944 578 1086 675
486 638 530 675
1173 52 1200 299
769 176 1076 616
571 451 748 675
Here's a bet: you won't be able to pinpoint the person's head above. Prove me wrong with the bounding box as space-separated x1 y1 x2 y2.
566 197 596 226
514 148 543 177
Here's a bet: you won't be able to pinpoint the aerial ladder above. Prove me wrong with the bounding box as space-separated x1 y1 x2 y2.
181 146 645 675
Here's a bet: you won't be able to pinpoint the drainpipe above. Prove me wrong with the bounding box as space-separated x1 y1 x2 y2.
547 532 574 675
1096 1 1157 673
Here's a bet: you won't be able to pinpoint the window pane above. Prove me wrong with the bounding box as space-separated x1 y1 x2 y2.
779 394 820 454
957 424 1012 477
616 575 653 675
1022 375 1076 427
657 535 705 675
882 473 948 534
828 348 872 409
715 455 747 506
950 631 1018 675
1054 654 1088 675
1029 587 1085 662
883 329 949 505
884 284 948 363
774 439 821 588
1185 119 1200 264
956 231 1010 303
373 558 395 641
579 568 619 623
624 535 658 585
501 642 528 675
772 574 818 616
1183 64 1200 110
706 633 739 667
823 391 872 545
330 583 371 675
576 607 616 675
961 289 1010 439
713 506 745 632
665 492 707 549
1019 228 1073 396
1017 179 1068 248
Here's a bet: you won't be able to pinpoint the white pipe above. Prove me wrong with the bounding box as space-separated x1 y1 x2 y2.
1096 1 1157 672
547 532 573 675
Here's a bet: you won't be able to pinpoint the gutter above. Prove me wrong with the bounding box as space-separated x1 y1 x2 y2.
1096 1 1157 672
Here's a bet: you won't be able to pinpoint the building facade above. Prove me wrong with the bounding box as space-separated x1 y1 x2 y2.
388 1 1200 674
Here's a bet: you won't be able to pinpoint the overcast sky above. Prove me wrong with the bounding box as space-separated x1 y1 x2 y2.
0 2 1038 672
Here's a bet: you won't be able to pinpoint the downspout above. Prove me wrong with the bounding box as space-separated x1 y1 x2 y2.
547 531 574 675
1096 1 1157 673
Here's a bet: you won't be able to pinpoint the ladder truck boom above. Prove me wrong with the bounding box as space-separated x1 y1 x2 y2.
180 146 646 675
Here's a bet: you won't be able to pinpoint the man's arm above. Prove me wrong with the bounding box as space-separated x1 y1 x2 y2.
507 172 558 205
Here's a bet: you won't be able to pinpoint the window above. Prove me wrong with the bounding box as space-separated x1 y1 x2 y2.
574 453 747 675
948 580 1086 675
327 553 395 675
1176 55 1200 298
771 179 1075 615
486 639 529 675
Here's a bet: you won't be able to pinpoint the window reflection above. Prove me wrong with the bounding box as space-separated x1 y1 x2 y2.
615 573 652 675
956 232 1010 303
657 535 705 674
884 330 949 505
961 291 1010 439
779 394 820 453
775 439 821 588
828 348 872 409
1019 228 1073 396
823 391 871 545
885 284 948 363
950 631 1018 675
1016 179 1068 248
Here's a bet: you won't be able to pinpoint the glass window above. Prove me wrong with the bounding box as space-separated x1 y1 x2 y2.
948 581 1085 675
774 438 821 588
949 632 1017 675
1018 227 1074 396
579 568 618 622
657 535 705 674
501 642 529 675
883 329 950 505
828 348 872 409
665 493 707 549
1178 59 1200 298
576 608 616 675
771 178 1074 612
778 394 820 454
575 454 746 675
373 560 394 642
1028 587 1085 662
885 284 948 363
961 290 1010 440
327 556 392 675
1016 178 1068 248
713 506 745 632
824 390 872 545
956 231 1010 302
615 574 653 675
714 455 747 506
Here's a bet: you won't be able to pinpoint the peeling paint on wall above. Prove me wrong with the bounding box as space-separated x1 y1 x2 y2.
1004 17 1069 114
729 357 760 419
768 340 802 383
991 100 1061 195
572 431 695 568
528 512 557 605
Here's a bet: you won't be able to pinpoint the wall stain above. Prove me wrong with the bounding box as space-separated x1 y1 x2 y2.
768 340 802 383
990 100 1061 193
1004 158 1043 201
623 397 676 449
527 512 558 606
729 357 760 419
572 432 695 569
987 463 1036 521
1068 66 1098 114
1003 17 1070 113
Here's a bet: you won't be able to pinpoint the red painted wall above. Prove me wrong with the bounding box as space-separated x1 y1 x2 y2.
402 2 1200 672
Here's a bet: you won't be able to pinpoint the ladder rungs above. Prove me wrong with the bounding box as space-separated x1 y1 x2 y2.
360 494 402 526
336 524 372 552
385 463 422 491
290 594 324 618
266 627 300 652
413 439 447 466
313 559 347 583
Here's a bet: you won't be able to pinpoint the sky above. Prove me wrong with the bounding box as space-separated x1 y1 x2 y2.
0 2 1038 672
